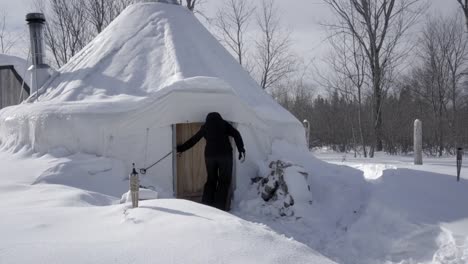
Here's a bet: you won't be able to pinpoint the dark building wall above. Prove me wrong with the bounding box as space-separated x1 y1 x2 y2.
0 66 30 109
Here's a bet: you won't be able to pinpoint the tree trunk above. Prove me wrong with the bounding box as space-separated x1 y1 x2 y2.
373 64 383 152
357 92 367 158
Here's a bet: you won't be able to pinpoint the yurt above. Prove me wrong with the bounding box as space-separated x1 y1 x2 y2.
0 1 306 201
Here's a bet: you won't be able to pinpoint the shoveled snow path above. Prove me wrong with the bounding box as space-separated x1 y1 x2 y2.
310 151 468 263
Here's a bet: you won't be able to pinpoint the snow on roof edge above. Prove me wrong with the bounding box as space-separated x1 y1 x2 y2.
0 54 31 88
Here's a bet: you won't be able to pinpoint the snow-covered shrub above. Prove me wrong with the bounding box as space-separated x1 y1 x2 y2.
247 160 312 217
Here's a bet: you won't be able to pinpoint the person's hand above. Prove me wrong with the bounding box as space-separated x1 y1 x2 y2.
176 146 183 157
238 150 246 162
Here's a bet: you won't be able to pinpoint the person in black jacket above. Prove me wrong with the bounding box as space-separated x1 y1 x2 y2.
177 112 245 211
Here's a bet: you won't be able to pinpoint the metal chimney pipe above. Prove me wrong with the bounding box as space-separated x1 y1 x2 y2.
26 13 46 66
25 13 54 101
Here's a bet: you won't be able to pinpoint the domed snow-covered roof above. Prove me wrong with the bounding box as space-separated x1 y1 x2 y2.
0 53 31 88
35 2 301 127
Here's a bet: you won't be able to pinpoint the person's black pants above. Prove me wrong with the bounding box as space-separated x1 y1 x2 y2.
202 154 233 211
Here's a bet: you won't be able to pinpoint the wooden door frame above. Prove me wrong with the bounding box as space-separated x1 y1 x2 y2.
171 122 237 199
172 124 178 197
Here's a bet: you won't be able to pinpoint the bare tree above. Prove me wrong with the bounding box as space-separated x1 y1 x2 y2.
255 0 296 90
214 0 255 67
445 13 468 149
35 0 133 67
186 0 196 11
0 11 19 54
36 0 93 67
456 0 468 31
323 0 425 156
411 14 468 155
85 0 134 34
325 30 369 157
85 0 107 34
177 0 202 12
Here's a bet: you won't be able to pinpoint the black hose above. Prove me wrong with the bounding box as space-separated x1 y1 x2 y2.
139 151 173 174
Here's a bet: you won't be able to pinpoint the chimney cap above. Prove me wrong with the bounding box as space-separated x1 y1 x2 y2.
26 13 45 24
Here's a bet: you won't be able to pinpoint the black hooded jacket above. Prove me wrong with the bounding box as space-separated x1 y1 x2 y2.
176 112 245 157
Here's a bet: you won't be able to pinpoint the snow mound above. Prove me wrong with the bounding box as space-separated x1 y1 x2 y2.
0 148 336 263
32 153 128 197
120 188 159 203
349 163 397 180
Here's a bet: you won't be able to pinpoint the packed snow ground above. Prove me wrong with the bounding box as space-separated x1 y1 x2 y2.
309 149 468 263
0 145 335 264
1 143 467 263
2 2 466 263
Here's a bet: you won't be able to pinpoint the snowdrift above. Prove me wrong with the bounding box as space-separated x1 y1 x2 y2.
0 148 336 264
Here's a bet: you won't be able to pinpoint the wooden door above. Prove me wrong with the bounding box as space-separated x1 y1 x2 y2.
176 123 207 202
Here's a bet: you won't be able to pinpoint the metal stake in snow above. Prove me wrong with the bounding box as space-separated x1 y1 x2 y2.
303 120 310 150
414 119 423 165
130 163 139 208
457 148 463 182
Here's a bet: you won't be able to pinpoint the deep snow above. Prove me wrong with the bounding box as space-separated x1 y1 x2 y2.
0 146 335 264
234 146 468 264
2 142 468 263
0 2 467 263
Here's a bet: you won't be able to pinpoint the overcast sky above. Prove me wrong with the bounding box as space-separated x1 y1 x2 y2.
0 0 462 65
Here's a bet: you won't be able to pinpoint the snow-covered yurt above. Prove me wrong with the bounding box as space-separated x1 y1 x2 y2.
0 1 306 200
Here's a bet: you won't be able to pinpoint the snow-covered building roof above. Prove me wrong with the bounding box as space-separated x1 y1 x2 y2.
0 53 31 88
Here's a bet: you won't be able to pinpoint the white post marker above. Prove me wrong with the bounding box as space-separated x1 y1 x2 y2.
457 148 463 182
303 120 310 149
130 163 139 208
414 119 423 165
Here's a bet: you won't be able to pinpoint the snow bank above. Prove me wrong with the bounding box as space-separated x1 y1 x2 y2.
0 148 336 264
120 188 159 203
235 141 373 262
235 147 468 264
32 152 128 197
